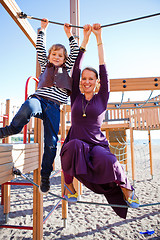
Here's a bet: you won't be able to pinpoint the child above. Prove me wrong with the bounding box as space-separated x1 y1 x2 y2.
0 18 79 194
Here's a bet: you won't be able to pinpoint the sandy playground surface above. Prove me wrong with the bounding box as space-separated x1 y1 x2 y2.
0 144 160 240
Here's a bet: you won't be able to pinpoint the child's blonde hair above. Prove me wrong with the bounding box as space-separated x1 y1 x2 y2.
48 44 68 61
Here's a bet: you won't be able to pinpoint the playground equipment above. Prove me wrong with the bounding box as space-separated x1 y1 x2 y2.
0 0 80 238
1 0 160 239
1 88 160 231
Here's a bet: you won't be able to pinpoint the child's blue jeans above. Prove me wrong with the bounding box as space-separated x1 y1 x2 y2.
0 96 60 177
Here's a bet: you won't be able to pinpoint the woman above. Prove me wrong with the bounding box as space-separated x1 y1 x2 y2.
60 24 139 219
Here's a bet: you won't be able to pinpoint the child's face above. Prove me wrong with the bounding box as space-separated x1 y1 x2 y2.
48 48 65 66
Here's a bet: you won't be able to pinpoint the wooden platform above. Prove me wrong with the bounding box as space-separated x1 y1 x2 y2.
0 143 39 185
0 144 13 185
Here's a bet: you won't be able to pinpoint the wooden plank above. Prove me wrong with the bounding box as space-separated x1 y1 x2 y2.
3 184 11 214
157 108 160 126
101 122 130 130
12 150 39 163
143 112 151 130
0 151 12 158
152 108 158 127
0 168 13 178
0 155 12 164
0 155 38 172
32 42 43 239
13 152 39 162
12 143 39 150
131 109 136 128
14 156 39 168
17 162 39 174
1 100 11 215
108 102 160 109
135 109 140 129
33 107 43 238
61 172 68 219
148 130 153 177
151 109 155 128
110 77 160 92
0 144 13 152
124 109 129 119
33 169 43 240
109 142 126 146
0 0 36 47
142 109 145 129
12 147 39 155
153 108 160 128
113 109 116 120
0 174 14 185
130 128 135 181
147 109 152 129
134 109 139 129
0 162 14 172
0 163 14 185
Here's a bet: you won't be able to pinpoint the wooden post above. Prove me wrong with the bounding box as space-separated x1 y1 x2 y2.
3 99 10 144
70 0 82 199
148 129 153 178
61 172 68 228
125 139 128 173
3 99 11 222
124 129 128 172
61 1 81 227
32 28 43 240
3 183 10 223
32 108 43 240
130 127 135 184
61 105 68 227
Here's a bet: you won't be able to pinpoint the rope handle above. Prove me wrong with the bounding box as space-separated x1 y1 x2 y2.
17 12 160 29
12 167 160 209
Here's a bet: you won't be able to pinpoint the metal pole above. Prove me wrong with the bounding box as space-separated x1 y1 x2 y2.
70 0 80 44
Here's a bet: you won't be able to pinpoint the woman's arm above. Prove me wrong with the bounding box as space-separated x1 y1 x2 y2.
92 24 109 106
81 24 92 50
71 49 84 105
71 25 92 104
92 23 105 65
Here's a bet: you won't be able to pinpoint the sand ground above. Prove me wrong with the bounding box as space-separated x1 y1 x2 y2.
0 144 160 240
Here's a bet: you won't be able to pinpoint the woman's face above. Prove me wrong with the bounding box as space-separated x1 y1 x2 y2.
81 69 97 94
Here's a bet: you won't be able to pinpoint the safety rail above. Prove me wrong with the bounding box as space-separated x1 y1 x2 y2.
24 76 39 144
0 115 9 142
0 100 10 144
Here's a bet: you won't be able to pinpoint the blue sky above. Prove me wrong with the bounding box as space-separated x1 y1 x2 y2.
1 0 160 104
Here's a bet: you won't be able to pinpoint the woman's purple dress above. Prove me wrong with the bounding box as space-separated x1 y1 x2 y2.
60 50 133 219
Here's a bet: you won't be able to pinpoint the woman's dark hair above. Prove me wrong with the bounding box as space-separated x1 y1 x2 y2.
82 67 98 79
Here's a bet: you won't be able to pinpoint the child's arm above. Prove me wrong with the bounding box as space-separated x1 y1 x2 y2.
36 18 49 72
64 23 80 72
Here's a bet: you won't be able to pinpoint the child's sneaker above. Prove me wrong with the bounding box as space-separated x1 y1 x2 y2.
39 176 50 194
